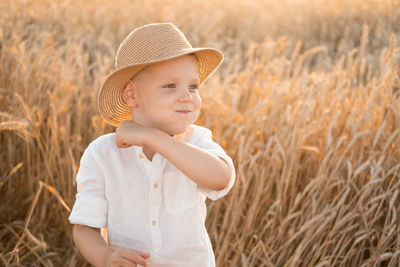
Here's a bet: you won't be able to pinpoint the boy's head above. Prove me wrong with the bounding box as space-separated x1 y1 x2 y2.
122 54 201 136
97 23 224 129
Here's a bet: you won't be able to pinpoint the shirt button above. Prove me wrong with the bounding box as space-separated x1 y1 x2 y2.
152 220 157 226
138 154 144 159
153 183 159 189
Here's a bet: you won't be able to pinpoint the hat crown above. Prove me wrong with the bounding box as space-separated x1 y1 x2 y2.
116 23 192 69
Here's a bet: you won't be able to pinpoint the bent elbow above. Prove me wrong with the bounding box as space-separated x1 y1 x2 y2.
214 180 228 191
214 163 231 191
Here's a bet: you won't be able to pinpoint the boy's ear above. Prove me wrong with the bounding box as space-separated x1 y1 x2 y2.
122 80 138 108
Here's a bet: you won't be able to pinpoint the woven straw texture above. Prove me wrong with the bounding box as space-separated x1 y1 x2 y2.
98 23 224 126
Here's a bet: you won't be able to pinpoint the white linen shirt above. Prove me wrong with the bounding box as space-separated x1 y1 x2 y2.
69 124 235 267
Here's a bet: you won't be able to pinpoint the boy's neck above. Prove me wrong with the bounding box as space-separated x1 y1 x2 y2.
142 145 156 161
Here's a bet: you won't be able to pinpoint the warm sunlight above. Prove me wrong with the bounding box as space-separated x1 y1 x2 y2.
1 0 399 266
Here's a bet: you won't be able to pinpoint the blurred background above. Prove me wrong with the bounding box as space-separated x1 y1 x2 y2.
1 0 399 266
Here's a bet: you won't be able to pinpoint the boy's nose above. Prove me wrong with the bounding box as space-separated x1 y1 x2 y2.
178 88 193 102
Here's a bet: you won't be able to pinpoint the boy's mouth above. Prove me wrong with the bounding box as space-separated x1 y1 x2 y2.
176 110 192 114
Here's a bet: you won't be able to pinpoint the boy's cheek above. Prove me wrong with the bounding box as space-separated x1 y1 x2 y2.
194 96 202 109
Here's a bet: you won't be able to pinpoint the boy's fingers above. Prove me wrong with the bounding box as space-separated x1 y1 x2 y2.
115 137 130 148
118 142 129 148
116 257 137 267
139 252 150 259
120 249 148 266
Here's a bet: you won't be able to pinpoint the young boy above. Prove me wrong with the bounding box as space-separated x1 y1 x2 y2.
69 23 235 267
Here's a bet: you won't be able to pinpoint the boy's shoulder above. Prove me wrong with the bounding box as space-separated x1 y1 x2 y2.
185 124 213 143
86 132 117 153
190 124 211 134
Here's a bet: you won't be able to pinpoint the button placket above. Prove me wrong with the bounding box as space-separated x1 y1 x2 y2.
149 162 162 252
133 145 162 251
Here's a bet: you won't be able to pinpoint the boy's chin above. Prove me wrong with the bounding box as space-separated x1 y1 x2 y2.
161 125 191 137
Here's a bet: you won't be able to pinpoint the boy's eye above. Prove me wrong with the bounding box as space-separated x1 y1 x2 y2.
188 84 198 90
164 83 176 88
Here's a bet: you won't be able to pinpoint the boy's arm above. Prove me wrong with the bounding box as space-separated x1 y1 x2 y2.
73 224 110 266
115 121 231 191
73 224 150 267
146 128 230 191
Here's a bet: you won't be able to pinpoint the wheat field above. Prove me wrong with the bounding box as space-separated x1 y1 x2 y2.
1 0 400 266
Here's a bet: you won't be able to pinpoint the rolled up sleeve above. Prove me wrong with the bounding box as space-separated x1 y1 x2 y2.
68 144 108 228
195 127 236 200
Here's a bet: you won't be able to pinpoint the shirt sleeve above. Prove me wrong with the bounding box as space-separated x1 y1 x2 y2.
68 144 108 228
194 127 236 200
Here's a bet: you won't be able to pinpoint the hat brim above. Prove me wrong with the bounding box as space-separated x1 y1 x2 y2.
98 47 223 126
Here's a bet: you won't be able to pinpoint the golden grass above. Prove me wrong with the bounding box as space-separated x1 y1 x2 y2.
1 0 399 266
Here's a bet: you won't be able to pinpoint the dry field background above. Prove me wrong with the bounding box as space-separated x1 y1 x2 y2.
1 0 400 266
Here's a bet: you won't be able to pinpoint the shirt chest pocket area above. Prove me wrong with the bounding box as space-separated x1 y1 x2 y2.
162 171 200 214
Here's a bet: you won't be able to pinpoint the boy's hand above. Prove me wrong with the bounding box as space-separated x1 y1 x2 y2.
115 120 151 148
106 246 150 267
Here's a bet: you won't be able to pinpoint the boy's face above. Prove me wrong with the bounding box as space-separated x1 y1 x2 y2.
124 55 201 136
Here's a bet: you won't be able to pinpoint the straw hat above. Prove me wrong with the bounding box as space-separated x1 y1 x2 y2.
98 22 224 126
